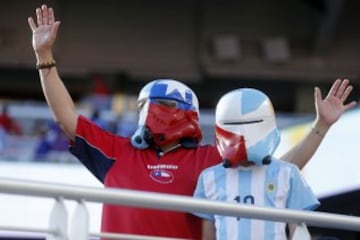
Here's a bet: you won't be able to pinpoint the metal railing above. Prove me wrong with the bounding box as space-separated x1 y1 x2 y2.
0 177 359 239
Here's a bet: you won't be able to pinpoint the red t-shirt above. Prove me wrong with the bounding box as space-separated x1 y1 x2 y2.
70 115 220 239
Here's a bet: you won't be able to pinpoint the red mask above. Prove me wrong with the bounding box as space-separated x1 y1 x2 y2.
145 103 202 147
215 126 248 168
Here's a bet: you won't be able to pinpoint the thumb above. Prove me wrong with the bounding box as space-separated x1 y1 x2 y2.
314 86 322 108
51 21 61 38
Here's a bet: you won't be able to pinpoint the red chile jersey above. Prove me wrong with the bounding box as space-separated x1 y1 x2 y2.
69 115 221 239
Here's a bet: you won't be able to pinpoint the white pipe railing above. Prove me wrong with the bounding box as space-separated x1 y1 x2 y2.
0 226 56 235
0 177 359 239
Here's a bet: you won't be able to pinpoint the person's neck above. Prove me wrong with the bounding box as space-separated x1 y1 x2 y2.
158 141 181 155
239 161 255 167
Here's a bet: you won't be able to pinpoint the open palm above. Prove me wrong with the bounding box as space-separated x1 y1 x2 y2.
28 5 60 54
315 79 357 126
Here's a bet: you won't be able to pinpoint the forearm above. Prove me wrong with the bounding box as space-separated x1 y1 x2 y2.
202 220 216 240
37 53 78 140
280 118 329 170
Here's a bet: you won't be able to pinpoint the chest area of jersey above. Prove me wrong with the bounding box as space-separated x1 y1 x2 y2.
208 168 286 207
105 152 198 195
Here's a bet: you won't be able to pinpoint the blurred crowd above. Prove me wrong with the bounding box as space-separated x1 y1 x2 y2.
0 97 138 163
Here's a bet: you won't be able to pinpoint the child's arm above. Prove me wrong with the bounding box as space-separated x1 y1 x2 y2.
202 219 216 240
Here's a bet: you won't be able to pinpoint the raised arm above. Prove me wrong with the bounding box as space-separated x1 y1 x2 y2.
28 4 78 140
281 78 357 169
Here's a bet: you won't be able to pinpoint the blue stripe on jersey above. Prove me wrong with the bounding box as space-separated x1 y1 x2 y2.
238 168 252 240
214 166 227 239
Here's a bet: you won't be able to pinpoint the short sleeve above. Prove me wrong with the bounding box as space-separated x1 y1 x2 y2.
69 115 120 182
193 171 215 222
287 166 320 211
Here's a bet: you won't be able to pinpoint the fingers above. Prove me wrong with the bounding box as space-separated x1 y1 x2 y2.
340 84 353 102
314 86 322 107
42 5 49 25
27 17 36 31
51 21 61 39
32 4 54 27
329 78 357 110
326 78 353 102
335 79 350 99
327 78 341 98
36 7 42 26
344 101 357 111
48 7 55 25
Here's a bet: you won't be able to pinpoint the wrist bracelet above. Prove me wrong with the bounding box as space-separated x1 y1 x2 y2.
36 60 56 70
311 127 325 137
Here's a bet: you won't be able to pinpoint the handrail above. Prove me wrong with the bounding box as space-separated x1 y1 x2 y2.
0 177 359 232
90 232 187 240
0 225 56 235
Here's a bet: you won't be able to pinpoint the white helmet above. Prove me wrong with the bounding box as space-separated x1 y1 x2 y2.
131 79 202 149
215 88 280 168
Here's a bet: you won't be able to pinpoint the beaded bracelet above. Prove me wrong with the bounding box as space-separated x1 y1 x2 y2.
36 60 56 70
311 127 325 137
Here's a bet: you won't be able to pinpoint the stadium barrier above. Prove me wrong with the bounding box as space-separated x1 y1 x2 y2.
0 177 359 240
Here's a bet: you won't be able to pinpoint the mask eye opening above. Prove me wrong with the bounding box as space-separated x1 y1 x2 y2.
222 120 264 125
154 99 178 108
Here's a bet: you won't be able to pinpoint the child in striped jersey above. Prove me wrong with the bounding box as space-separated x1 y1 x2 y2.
194 88 320 240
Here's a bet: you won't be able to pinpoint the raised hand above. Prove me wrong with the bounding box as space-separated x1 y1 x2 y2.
28 4 60 56
314 78 357 127
281 79 357 168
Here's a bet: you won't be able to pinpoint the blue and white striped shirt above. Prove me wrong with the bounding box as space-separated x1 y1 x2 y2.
193 158 320 240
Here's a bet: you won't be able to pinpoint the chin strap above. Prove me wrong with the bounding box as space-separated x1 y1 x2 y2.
180 138 199 148
222 155 272 168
